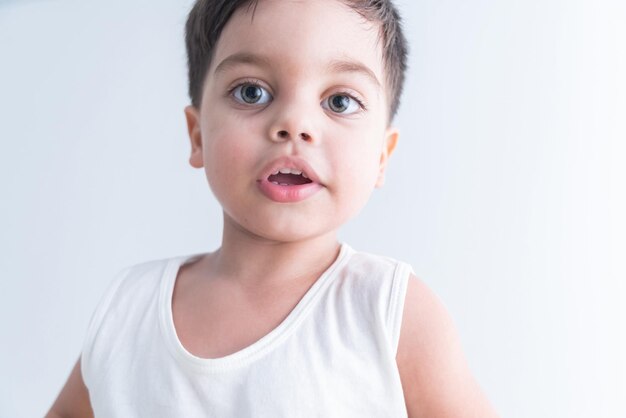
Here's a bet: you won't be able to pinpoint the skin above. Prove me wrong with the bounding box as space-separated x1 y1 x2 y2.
183 0 398 292
46 0 499 416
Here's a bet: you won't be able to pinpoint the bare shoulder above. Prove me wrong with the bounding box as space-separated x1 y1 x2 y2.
45 356 94 418
396 273 499 418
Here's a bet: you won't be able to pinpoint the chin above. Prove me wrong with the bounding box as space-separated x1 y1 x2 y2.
251 225 330 244
238 215 337 244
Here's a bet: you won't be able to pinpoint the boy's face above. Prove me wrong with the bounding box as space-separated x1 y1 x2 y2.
185 0 398 243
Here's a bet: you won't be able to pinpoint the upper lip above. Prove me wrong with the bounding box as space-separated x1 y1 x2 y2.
258 156 323 185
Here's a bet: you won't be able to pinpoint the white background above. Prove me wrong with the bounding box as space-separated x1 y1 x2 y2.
1 0 624 416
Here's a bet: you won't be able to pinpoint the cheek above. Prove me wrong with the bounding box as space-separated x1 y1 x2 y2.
202 123 254 186
334 144 381 201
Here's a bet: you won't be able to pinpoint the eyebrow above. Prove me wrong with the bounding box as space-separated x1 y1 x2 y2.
326 58 381 89
213 52 272 76
213 52 381 89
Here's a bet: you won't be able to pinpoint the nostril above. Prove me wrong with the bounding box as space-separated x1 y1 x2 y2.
277 130 289 139
299 132 311 141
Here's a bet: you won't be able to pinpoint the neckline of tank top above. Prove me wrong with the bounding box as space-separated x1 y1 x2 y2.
158 242 354 373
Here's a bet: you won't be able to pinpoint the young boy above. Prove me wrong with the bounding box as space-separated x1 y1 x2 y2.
47 0 498 416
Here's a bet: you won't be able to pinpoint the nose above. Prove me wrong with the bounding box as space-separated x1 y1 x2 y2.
267 99 317 144
274 130 312 142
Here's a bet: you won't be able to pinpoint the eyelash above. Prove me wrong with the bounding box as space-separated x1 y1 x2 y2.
226 79 368 113
335 90 368 111
226 78 267 101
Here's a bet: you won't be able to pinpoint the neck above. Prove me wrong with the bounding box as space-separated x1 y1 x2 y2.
205 212 341 291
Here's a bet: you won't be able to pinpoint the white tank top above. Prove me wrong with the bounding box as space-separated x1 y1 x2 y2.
81 243 412 417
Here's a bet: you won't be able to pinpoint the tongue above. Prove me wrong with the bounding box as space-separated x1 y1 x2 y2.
268 173 312 185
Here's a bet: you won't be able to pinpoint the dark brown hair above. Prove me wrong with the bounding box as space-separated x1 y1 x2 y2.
185 0 408 121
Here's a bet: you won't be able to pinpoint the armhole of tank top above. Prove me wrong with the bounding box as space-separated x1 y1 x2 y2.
80 265 133 388
387 261 413 356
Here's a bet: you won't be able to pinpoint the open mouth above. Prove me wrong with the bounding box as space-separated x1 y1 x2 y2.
267 172 313 186
258 163 322 202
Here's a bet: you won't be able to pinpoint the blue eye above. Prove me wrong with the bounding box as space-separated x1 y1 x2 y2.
232 83 272 105
322 94 362 114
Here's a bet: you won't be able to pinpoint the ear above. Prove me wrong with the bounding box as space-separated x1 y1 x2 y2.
184 105 204 168
375 127 399 188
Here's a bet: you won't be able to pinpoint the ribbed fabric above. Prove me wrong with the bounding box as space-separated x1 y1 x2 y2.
81 243 413 417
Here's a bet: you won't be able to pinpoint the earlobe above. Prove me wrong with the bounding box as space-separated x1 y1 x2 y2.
184 105 204 169
375 127 399 188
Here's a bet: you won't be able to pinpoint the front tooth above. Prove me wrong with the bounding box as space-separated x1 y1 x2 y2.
277 168 303 175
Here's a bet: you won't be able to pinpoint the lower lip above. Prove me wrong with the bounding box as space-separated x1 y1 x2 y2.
257 179 323 203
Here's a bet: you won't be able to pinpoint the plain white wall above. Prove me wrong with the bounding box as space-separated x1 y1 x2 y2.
1 0 624 416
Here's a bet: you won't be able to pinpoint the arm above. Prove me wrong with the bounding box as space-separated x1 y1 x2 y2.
45 356 94 418
396 274 499 418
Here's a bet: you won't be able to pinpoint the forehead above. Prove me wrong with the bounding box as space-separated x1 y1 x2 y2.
209 0 385 85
